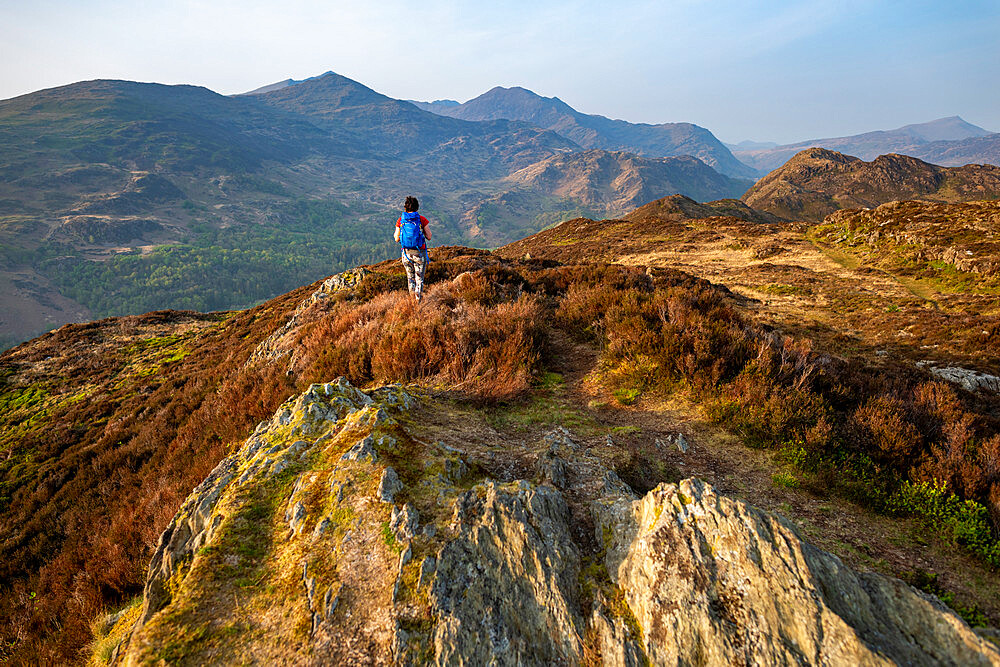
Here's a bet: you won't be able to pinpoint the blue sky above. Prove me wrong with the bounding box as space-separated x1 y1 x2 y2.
1 0 998 143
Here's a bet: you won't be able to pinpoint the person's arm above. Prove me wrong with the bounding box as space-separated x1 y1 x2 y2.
393 217 401 243
421 215 432 241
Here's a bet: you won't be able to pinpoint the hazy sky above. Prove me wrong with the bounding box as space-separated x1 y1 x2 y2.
2 0 998 144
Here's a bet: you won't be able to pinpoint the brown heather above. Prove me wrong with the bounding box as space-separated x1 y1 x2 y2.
2 245 1000 662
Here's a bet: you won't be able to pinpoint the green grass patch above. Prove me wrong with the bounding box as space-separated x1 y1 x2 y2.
381 521 402 553
771 471 800 489
612 387 641 405
0 385 49 412
886 480 1000 567
485 369 604 434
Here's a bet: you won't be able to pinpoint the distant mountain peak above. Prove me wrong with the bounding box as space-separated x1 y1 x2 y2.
414 84 757 178
254 70 391 109
734 116 996 172
896 116 992 142
241 70 361 97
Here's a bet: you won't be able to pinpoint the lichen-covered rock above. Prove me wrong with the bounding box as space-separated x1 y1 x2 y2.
922 363 1000 394
341 435 378 462
593 478 1000 666
429 481 584 666
543 425 579 451
537 448 569 488
590 603 646 667
389 503 419 541
116 388 1000 666
378 466 403 503
119 378 416 666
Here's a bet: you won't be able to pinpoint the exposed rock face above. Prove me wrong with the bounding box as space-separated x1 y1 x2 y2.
134 378 375 629
114 381 1000 665
921 363 1000 394
429 481 583 665
593 478 1000 666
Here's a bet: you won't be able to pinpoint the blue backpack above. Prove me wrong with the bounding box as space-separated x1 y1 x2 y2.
399 211 425 250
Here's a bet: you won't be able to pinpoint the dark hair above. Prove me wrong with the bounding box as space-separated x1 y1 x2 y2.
404 196 419 212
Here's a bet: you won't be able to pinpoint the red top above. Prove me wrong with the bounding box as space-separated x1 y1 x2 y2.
396 214 430 233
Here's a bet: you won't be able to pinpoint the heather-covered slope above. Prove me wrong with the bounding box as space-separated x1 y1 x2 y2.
6 241 1000 663
414 85 758 179
741 148 1000 221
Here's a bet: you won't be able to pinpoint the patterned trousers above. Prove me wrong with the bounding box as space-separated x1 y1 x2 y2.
401 248 427 297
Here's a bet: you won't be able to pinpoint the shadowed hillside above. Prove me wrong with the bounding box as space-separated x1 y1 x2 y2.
742 148 1000 221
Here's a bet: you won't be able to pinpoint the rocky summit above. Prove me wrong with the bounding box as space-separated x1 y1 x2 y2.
741 147 1000 221
102 377 1000 665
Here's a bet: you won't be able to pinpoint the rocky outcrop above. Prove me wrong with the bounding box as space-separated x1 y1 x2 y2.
246 267 371 367
593 478 1000 666
742 148 1000 221
113 381 1000 665
133 377 377 629
428 481 583 665
55 216 162 244
817 200 1000 280
918 362 1000 394
71 172 185 216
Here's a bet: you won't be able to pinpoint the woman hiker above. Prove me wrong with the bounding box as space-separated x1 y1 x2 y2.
394 196 432 302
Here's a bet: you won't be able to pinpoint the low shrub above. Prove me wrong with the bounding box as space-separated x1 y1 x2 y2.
888 480 1000 567
554 262 1000 570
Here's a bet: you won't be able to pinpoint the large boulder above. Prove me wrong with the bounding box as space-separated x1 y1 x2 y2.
593 478 1000 666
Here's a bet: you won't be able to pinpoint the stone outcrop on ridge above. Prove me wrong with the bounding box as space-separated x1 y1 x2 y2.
108 378 1000 665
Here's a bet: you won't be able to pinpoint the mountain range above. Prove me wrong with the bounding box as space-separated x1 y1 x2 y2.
733 116 998 172
4 70 1000 351
412 86 758 179
0 72 751 347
